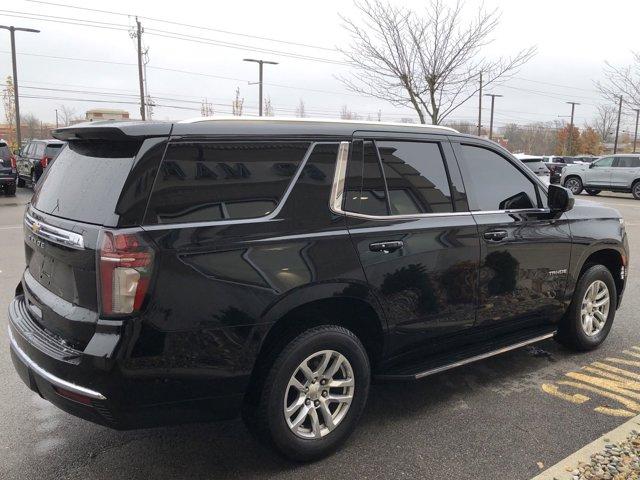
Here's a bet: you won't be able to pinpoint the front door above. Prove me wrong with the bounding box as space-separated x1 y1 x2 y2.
341 135 480 358
453 141 572 333
585 156 614 188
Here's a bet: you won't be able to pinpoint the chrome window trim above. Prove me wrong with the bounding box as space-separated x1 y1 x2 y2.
328 140 554 221
142 141 333 231
8 326 106 400
24 212 85 250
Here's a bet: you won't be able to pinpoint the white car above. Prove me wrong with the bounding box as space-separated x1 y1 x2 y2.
513 153 549 176
561 154 640 199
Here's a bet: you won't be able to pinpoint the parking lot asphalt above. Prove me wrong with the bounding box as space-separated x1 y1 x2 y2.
2 186 640 480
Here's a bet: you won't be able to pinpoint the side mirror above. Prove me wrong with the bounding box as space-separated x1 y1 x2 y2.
548 184 574 213
589 163 595 168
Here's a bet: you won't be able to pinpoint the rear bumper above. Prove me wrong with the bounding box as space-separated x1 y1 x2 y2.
8 295 244 429
0 176 16 184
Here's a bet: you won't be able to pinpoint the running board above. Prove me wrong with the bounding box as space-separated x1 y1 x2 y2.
376 331 556 381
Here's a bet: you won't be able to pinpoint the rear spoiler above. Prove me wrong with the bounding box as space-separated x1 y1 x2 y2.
52 121 172 141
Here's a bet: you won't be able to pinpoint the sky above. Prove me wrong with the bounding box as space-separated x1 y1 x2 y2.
1 0 639 131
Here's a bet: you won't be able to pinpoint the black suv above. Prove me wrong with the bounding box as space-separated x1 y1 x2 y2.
16 139 65 187
0 139 17 196
7 119 628 461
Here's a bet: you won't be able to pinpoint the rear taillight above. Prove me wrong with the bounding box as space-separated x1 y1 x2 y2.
98 230 154 316
40 156 51 168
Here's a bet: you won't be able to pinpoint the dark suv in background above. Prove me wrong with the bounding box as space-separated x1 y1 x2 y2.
8 119 628 461
16 139 65 187
0 139 17 196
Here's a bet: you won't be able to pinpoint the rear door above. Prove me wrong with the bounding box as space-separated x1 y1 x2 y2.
342 133 480 357
452 140 571 333
610 156 640 188
584 156 614 187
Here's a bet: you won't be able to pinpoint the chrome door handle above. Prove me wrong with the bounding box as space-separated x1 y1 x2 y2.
483 230 508 242
369 241 404 253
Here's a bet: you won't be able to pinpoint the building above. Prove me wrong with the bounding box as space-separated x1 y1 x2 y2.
85 109 131 122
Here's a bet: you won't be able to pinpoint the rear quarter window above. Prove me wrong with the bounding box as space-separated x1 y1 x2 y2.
145 141 311 224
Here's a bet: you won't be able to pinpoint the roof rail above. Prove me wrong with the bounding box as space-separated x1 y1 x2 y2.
177 116 458 133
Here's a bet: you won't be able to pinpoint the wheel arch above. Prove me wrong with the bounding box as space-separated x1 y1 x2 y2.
245 284 386 403
574 246 626 305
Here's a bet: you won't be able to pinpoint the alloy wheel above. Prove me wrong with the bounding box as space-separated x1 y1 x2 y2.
283 350 354 439
565 178 581 194
580 280 610 336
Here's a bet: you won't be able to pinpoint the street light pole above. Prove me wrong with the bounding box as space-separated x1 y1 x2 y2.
243 58 278 116
632 108 640 154
614 95 623 154
566 102 580 155
484 93 503 140
0 25 40 148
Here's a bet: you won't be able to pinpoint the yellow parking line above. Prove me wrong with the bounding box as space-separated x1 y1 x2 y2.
592 361 640 380
541 383 589 404
557 380 640 414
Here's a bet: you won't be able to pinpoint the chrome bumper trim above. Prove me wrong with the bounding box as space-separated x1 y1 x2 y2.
8 326 106 400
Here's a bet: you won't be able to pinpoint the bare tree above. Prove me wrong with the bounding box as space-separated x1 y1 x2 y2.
340 105 359 120
295 99 306 118
446 120 475 134
264 96 274 117
201 98 214 117
58 105 77 126
232 88 244 116
597 52 640 106
22 114 40 141
339 0 535 125
2 76 15 144
588 104 618 142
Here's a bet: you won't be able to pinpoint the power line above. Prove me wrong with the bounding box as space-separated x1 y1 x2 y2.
25 0 338 52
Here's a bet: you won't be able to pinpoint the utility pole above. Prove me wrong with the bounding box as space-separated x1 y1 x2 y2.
477 71 483 136
135 17 146 121
565 102 580 155
0 25 40 148
55 108 59 128
484 93 503 140
243 58 278 116
614 95 623 154
632 108 640 153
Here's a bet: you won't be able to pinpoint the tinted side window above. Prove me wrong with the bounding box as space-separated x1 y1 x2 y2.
145 141 310 224
33 143 45 158
377 141 453 214
617 157 640 168
459 145 539 211
593 157 614 168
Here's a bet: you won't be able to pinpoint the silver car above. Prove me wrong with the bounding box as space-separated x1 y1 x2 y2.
514 154 549 176
561 154 640 199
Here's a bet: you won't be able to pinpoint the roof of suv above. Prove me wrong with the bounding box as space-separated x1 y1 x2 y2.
52 117 459 140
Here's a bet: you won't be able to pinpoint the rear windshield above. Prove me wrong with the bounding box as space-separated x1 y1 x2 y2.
45 143 64 159
0 143 10 161
32 140 141 225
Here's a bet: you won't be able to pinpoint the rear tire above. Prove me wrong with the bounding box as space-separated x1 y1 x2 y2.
564 176 583 195
4 182 16 196
17 177 25 188
585 189 601 196
632 181 640 200
244 325 370 462
557 265 617 351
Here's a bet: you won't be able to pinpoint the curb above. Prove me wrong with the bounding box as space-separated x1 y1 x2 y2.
531 415 640 479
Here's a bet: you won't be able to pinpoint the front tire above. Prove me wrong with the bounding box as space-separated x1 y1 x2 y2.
564 176 583 195
557 265 617 351
245 325 370 461
632 181 640 200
